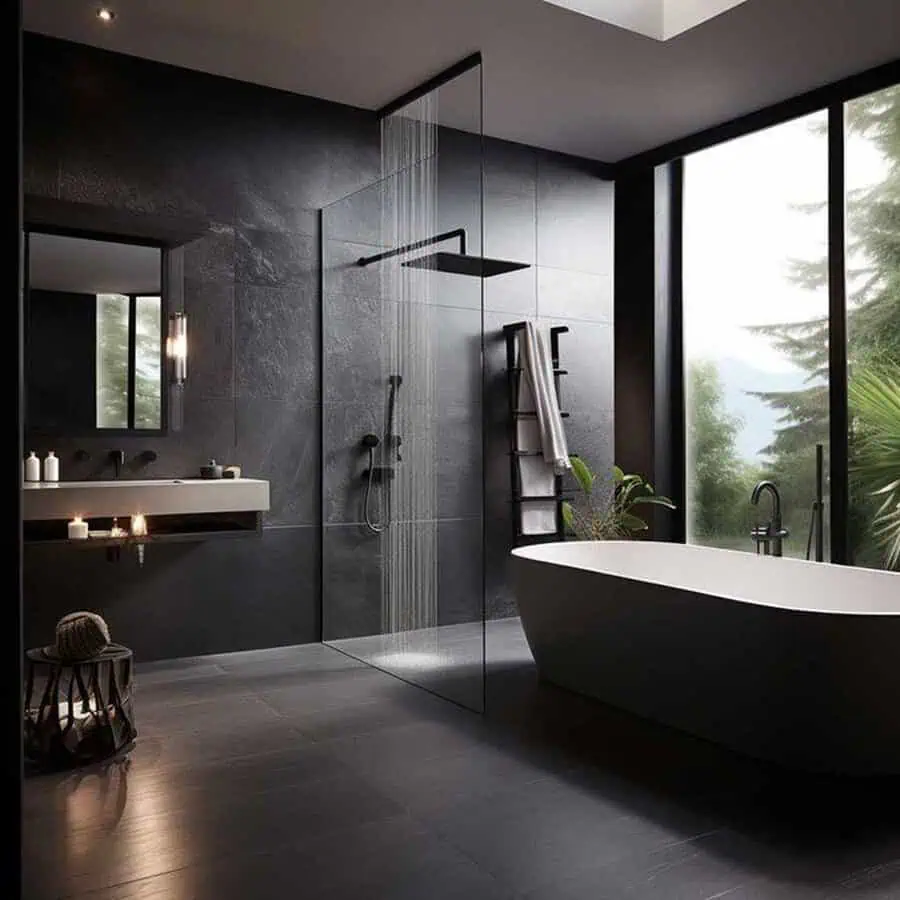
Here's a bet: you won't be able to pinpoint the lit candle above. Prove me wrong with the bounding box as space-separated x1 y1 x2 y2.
130 514 148 537
131 514 148 567
68 517 89 540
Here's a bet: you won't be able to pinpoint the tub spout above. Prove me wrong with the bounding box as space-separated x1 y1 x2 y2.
750 481 788 557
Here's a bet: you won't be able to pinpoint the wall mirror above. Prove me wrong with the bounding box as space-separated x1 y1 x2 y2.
25 232 166 435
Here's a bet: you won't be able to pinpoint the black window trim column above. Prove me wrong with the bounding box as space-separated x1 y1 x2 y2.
828 102 850 565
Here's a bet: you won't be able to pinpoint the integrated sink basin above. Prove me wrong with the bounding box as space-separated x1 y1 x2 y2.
23 478 270 521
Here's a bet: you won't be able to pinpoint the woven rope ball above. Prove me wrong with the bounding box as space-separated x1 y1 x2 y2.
53 611 111 661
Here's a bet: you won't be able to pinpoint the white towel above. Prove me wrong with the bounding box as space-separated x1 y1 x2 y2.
521 322 571 475
516 370 556 535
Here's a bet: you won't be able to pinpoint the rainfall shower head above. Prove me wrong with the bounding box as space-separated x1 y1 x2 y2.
356 227 530 279
402 252 529 278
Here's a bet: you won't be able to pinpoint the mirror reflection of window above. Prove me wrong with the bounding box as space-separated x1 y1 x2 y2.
134 295 162 430
26 233 164 434
96 293 130 429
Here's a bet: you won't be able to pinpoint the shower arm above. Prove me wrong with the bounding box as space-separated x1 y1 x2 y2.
356 229 467 267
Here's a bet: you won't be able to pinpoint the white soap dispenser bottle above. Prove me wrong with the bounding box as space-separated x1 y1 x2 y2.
43 450 59 483
24 452 40 483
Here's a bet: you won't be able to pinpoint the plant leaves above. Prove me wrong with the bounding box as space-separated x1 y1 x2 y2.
621 512 648 532
612 465 625 483
631 495 677 510
570 456 594 495
561 502 576 534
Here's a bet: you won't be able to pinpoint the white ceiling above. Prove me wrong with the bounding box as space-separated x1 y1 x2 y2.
24 0 900 162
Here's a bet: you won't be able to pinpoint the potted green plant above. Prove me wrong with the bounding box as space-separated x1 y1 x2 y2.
561 457 676 540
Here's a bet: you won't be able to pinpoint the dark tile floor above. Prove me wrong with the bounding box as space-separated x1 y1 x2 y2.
23 621 900 899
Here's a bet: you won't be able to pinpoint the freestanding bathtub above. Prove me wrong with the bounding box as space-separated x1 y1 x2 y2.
512 541 900 775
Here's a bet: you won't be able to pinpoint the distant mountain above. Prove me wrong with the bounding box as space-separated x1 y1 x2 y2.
710 357 810 462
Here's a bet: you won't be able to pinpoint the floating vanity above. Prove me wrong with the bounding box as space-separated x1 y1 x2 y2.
23 479 270 546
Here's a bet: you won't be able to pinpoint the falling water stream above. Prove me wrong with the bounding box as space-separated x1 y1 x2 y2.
379 93 440 647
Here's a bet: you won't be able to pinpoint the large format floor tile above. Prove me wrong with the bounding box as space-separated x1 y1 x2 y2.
22 621 900 900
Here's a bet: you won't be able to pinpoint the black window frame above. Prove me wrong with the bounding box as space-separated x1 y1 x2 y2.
634 59 900 565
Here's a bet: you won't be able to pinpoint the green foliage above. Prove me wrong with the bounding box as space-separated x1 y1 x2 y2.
562 458 675 541
745 84 900 566
849 365 900 569
96 294 130 429
688 360 757 539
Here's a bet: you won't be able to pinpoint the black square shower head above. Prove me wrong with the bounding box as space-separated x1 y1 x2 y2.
402 252 530 278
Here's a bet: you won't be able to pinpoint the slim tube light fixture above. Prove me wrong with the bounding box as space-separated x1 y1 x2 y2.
166 312 188 385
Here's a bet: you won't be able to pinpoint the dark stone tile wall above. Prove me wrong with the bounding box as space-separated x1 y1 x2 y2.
24 34 614 656
23 34 379 660
323 135 614 629
482 148 615 619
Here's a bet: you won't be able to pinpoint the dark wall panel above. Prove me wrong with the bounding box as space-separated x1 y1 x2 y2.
23 34 378 658
24 34 616 654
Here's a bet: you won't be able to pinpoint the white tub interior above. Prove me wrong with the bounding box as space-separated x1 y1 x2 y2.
512 541 900 615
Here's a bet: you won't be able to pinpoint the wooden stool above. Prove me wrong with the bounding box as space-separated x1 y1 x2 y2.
23 643 137 770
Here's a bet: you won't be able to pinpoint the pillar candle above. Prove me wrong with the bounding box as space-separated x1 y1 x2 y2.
68 517 89 540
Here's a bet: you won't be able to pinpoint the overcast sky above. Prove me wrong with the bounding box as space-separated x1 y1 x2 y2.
683 107 887 375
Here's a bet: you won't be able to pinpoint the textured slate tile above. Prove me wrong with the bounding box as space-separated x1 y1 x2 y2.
485 515 517 620
235 283 318 403
323 402 384 525
165 394 237 476
234 181 317 235
562 408 615 489
537 153 613 275
483 266 537 316
322 523 383 641
538 266 613 322
541 317 614 415
234 227 315 288
485 140 537 265
23 156 59 199
327 718 488 776
437 517 484 626
162 393 237 474
435 305 483 408
323 176 393 246
323 239 387 300
234 399 319 526
436 128 482 244
65 816 512 900
420 777 715 895
184 278 234 400
25 770 404 898
256 666 400 717
322 292 386 406
519 831 744 900
184 223 236 283
436 405 483 519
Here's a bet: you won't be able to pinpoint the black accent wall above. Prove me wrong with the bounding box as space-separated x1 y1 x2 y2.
23 34 614 659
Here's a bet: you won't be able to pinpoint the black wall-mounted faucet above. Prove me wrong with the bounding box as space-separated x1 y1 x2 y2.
109 450 126 478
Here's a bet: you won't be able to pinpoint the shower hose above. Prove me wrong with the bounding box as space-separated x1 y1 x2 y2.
363 444 384 534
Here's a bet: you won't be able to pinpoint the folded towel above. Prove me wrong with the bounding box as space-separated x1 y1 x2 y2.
516 332 564 536
521 322 571 476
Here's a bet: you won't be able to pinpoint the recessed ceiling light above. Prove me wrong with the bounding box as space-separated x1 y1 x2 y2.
543 0 750 41
96 7 116 23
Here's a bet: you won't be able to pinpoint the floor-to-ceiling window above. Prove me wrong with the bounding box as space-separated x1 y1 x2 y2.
846 85 900 570
683 112 830 557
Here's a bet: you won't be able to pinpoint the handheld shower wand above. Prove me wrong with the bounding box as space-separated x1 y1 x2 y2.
361 433 384 534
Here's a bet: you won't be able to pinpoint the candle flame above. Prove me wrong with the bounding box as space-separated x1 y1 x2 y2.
130 514 148 537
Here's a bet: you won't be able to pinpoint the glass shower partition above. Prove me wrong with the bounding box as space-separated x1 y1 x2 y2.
321 62 486 711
